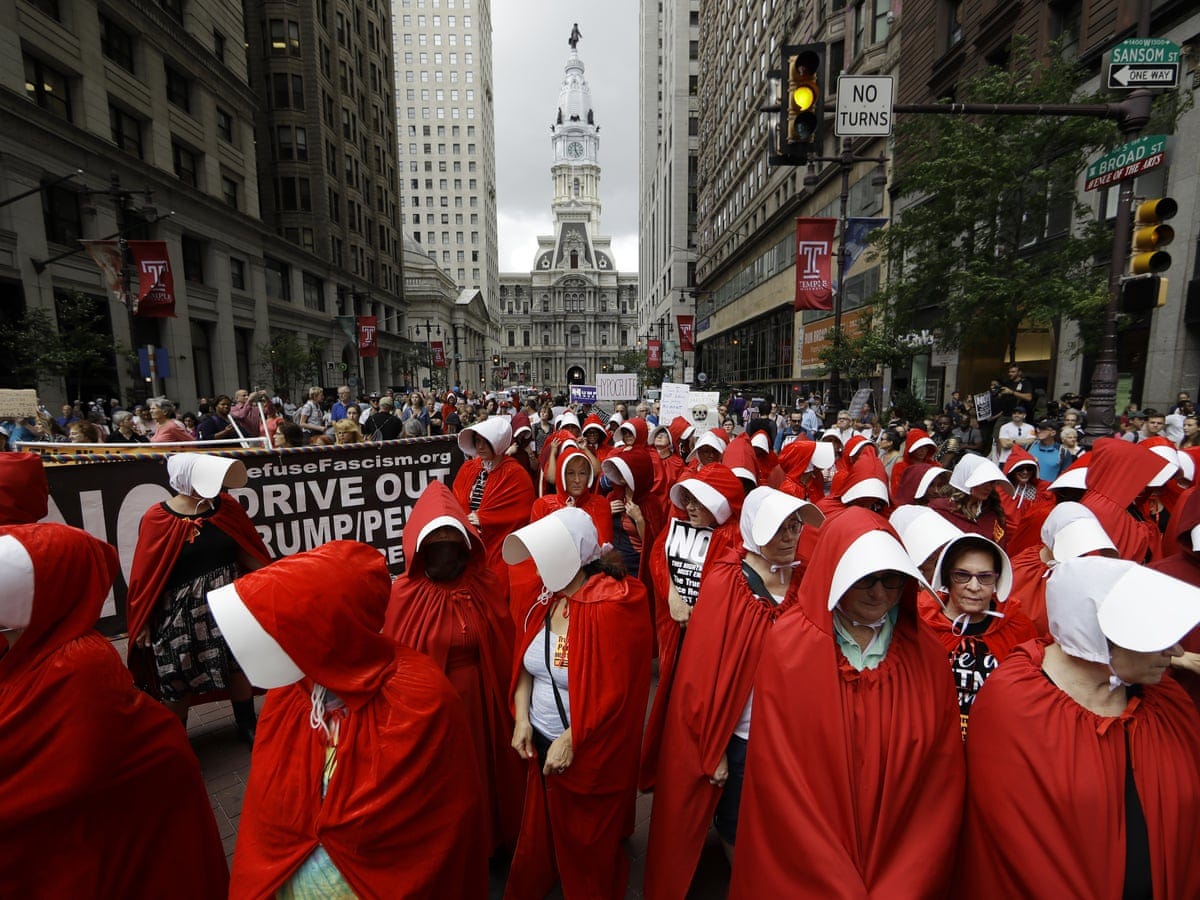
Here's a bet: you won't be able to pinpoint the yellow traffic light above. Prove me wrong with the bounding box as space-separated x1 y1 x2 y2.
787 49 822 145
1129 197 1177 275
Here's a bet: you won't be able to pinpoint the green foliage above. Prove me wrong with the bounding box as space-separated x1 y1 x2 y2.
614 348 664 389
870 41 1117 360
257 332 327 402
889 389 930 424
818 312 915 380
0 291 127 399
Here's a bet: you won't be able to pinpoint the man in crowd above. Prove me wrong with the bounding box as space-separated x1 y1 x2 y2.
997 407 1035 462
801 398 823 438
330 385 353 422
775 409 808 452
997 364 1034 418
364 395 403 440
1029 418 1065 482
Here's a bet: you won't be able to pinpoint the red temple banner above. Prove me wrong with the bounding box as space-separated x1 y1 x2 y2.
127 240 176 317
431 340 447 367
357 316 378 357
647 339 662 368
794 217 837 311
677 315 695 352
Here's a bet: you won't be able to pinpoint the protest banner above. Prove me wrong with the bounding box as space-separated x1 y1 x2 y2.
658 382 691 424
687 391 720 433
40 437 463 634
973 391 993 421
0 389 39 420
665 519 712 607
569 384 598 405
596 373 638 402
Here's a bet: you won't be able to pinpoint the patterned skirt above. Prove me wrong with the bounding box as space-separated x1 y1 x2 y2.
150 562 243 703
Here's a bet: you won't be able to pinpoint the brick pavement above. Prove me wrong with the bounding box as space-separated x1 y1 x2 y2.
113 630 729 898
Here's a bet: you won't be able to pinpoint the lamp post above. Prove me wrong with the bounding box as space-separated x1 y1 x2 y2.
412 318 441 392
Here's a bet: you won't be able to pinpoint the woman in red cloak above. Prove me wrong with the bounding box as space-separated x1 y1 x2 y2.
728 508 964 898
1008 501 1117 636
892 460 950 506
814 449 891 521
958 557 1200 899
930 453 1011 546
777 437 835 503
210 541 486 899
452 415 535 581
383 480 524 857
643 487 824 899
639 463 746 793
1000 444 1057 556
1148 487 1200 711
0 451 48 525
1080 437 1170 563
920 533 1036 737
125 453 271 741
531 443 614 545
0 523 228 899
501 509 653 900
888 427 936 496
580 413 612 466
830 433 872 496
650 418 690 510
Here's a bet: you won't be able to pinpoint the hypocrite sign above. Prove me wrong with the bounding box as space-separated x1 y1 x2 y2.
665 519 712 606
41 438 463 633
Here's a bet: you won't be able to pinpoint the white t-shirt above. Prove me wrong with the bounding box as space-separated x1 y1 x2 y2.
997 421 1034 461
523 625 570 740
732 589 786 740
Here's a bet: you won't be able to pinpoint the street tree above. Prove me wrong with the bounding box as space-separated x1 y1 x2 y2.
869 44 1118 363
257 332 327 402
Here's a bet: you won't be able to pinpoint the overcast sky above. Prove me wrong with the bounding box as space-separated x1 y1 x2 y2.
493 1 640 274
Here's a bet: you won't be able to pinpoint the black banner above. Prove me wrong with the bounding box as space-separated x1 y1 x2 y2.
43 438 463 634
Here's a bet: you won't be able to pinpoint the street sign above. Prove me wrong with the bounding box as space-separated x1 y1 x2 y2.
835 75 894 136
1084 134 1166 192
1107 38 1180 90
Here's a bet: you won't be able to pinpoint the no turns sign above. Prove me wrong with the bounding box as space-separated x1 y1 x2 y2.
835 75 894 137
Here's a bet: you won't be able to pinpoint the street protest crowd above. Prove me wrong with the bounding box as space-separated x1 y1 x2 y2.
3 368 1200 899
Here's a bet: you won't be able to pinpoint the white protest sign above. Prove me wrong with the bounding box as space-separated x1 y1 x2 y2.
687 391 720 433
596 373 638 402
658 382 691 424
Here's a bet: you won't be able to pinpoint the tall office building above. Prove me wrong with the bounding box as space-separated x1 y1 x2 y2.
638 0 699 381
390 0 499 325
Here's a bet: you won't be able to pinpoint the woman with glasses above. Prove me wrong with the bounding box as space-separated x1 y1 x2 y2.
921 533 1036 738
644 487 823 899
729 508 964 898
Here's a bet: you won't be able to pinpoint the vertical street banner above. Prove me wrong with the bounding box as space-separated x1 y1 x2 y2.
127 240 177 317
81 239 128 306
431 340 447 367
794 217 837 311
357 316 378 357
665 519 712 606
677 315 695 352
647 338 662 368
40 438 464 635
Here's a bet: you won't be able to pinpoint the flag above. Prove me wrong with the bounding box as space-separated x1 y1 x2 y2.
431 340 446 368
357 316 378 357
647 339 662 368
80 240 128 307
836 217 888 289
677 315 695 352
127 240 176 317
794 217 837 311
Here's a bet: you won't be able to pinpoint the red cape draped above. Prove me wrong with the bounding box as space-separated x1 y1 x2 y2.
452 455 535 576
0 523 227 899
643 547 798 899
728 510 964 899
1001 483 1056 557
529 491 615 546
1081 438 1165 563
1148 487 1200 712
504 574 653 900
232 648 486 899
1008 544 1053 636
383 480 524 854
125 493 272 698
958 640 1200 899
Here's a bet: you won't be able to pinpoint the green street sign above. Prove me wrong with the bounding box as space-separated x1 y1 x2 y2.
1108 38 1181 89
1084 135 1167 192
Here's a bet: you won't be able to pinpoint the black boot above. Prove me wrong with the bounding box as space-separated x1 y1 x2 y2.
232 699 257 746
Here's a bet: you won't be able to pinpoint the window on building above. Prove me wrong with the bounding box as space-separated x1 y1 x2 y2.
945 0 964 48
213 29 226 63
230 257 246 291
221 175 239 208
109 104 143 158
180 236 205 284
523 331 530 346
23 0 60 20
159 0 184 24
302 273 324 311
164 62 190 112
264 258 290 301
23 55 71 121
100 16 135 73
41 180 81 245
216 107 233 142
507 330 515 346
172 140 199 187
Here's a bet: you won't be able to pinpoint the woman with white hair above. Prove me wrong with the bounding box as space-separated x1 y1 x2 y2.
958 557 1200 898
644 487 824 897
502 508 652 900
729 508 964 897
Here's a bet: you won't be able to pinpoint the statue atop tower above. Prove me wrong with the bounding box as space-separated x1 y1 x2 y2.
569 23 582 49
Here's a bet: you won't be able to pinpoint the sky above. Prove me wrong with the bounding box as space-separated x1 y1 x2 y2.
492 1 640 274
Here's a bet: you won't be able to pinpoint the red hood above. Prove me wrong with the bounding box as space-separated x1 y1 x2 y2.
402 480 482 578
1003 444 1039 477
555 444 595 498
1084 437 1166 509
843 434 871 461
903 429 934 461
894 462 945 506
723 433 758 480
510 411 532 436
673 462 746 522
778 437 819 479
797 508 920 635
1173 486 1200 548
667 416 694 447
581 414 608 445
0 523 118 672
835 447 890 502
230 541 395 708
621 417 650 447
0 453 48 525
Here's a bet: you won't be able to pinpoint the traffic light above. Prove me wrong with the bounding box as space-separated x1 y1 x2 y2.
779 44 825 165
1129 197 1177 275
1121 276 1168 313
492 353 500 366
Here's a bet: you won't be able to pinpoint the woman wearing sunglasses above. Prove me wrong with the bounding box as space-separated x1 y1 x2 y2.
729 508 964 898
922 533 1037 738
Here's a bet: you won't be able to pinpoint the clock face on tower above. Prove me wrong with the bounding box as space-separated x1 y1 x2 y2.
566 141 584 159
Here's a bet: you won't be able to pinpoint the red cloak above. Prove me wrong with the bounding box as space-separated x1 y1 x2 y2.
1081 437 1165 563
958 640 1200 899
778 439 827 504
0 523 227 898
728 509 964 898
889 428 935 496
1001 445 1057 557
230 542 486 899
125 492 272 698
529 444 615 546
504 573 653 900
643 545 798 899
383 480 524 854
452 454 536 575
1008 543 1054 636
0 451 48 524
1148 487 1200 712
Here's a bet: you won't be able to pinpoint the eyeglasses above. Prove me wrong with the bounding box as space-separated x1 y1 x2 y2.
776 515 804 535
852 571 907 590
949 570 998 586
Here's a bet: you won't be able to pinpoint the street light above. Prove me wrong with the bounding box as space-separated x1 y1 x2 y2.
411 319 441 392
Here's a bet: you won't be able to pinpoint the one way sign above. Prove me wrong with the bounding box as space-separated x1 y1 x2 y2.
1109 64 1178 88
1107 37 1180 90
